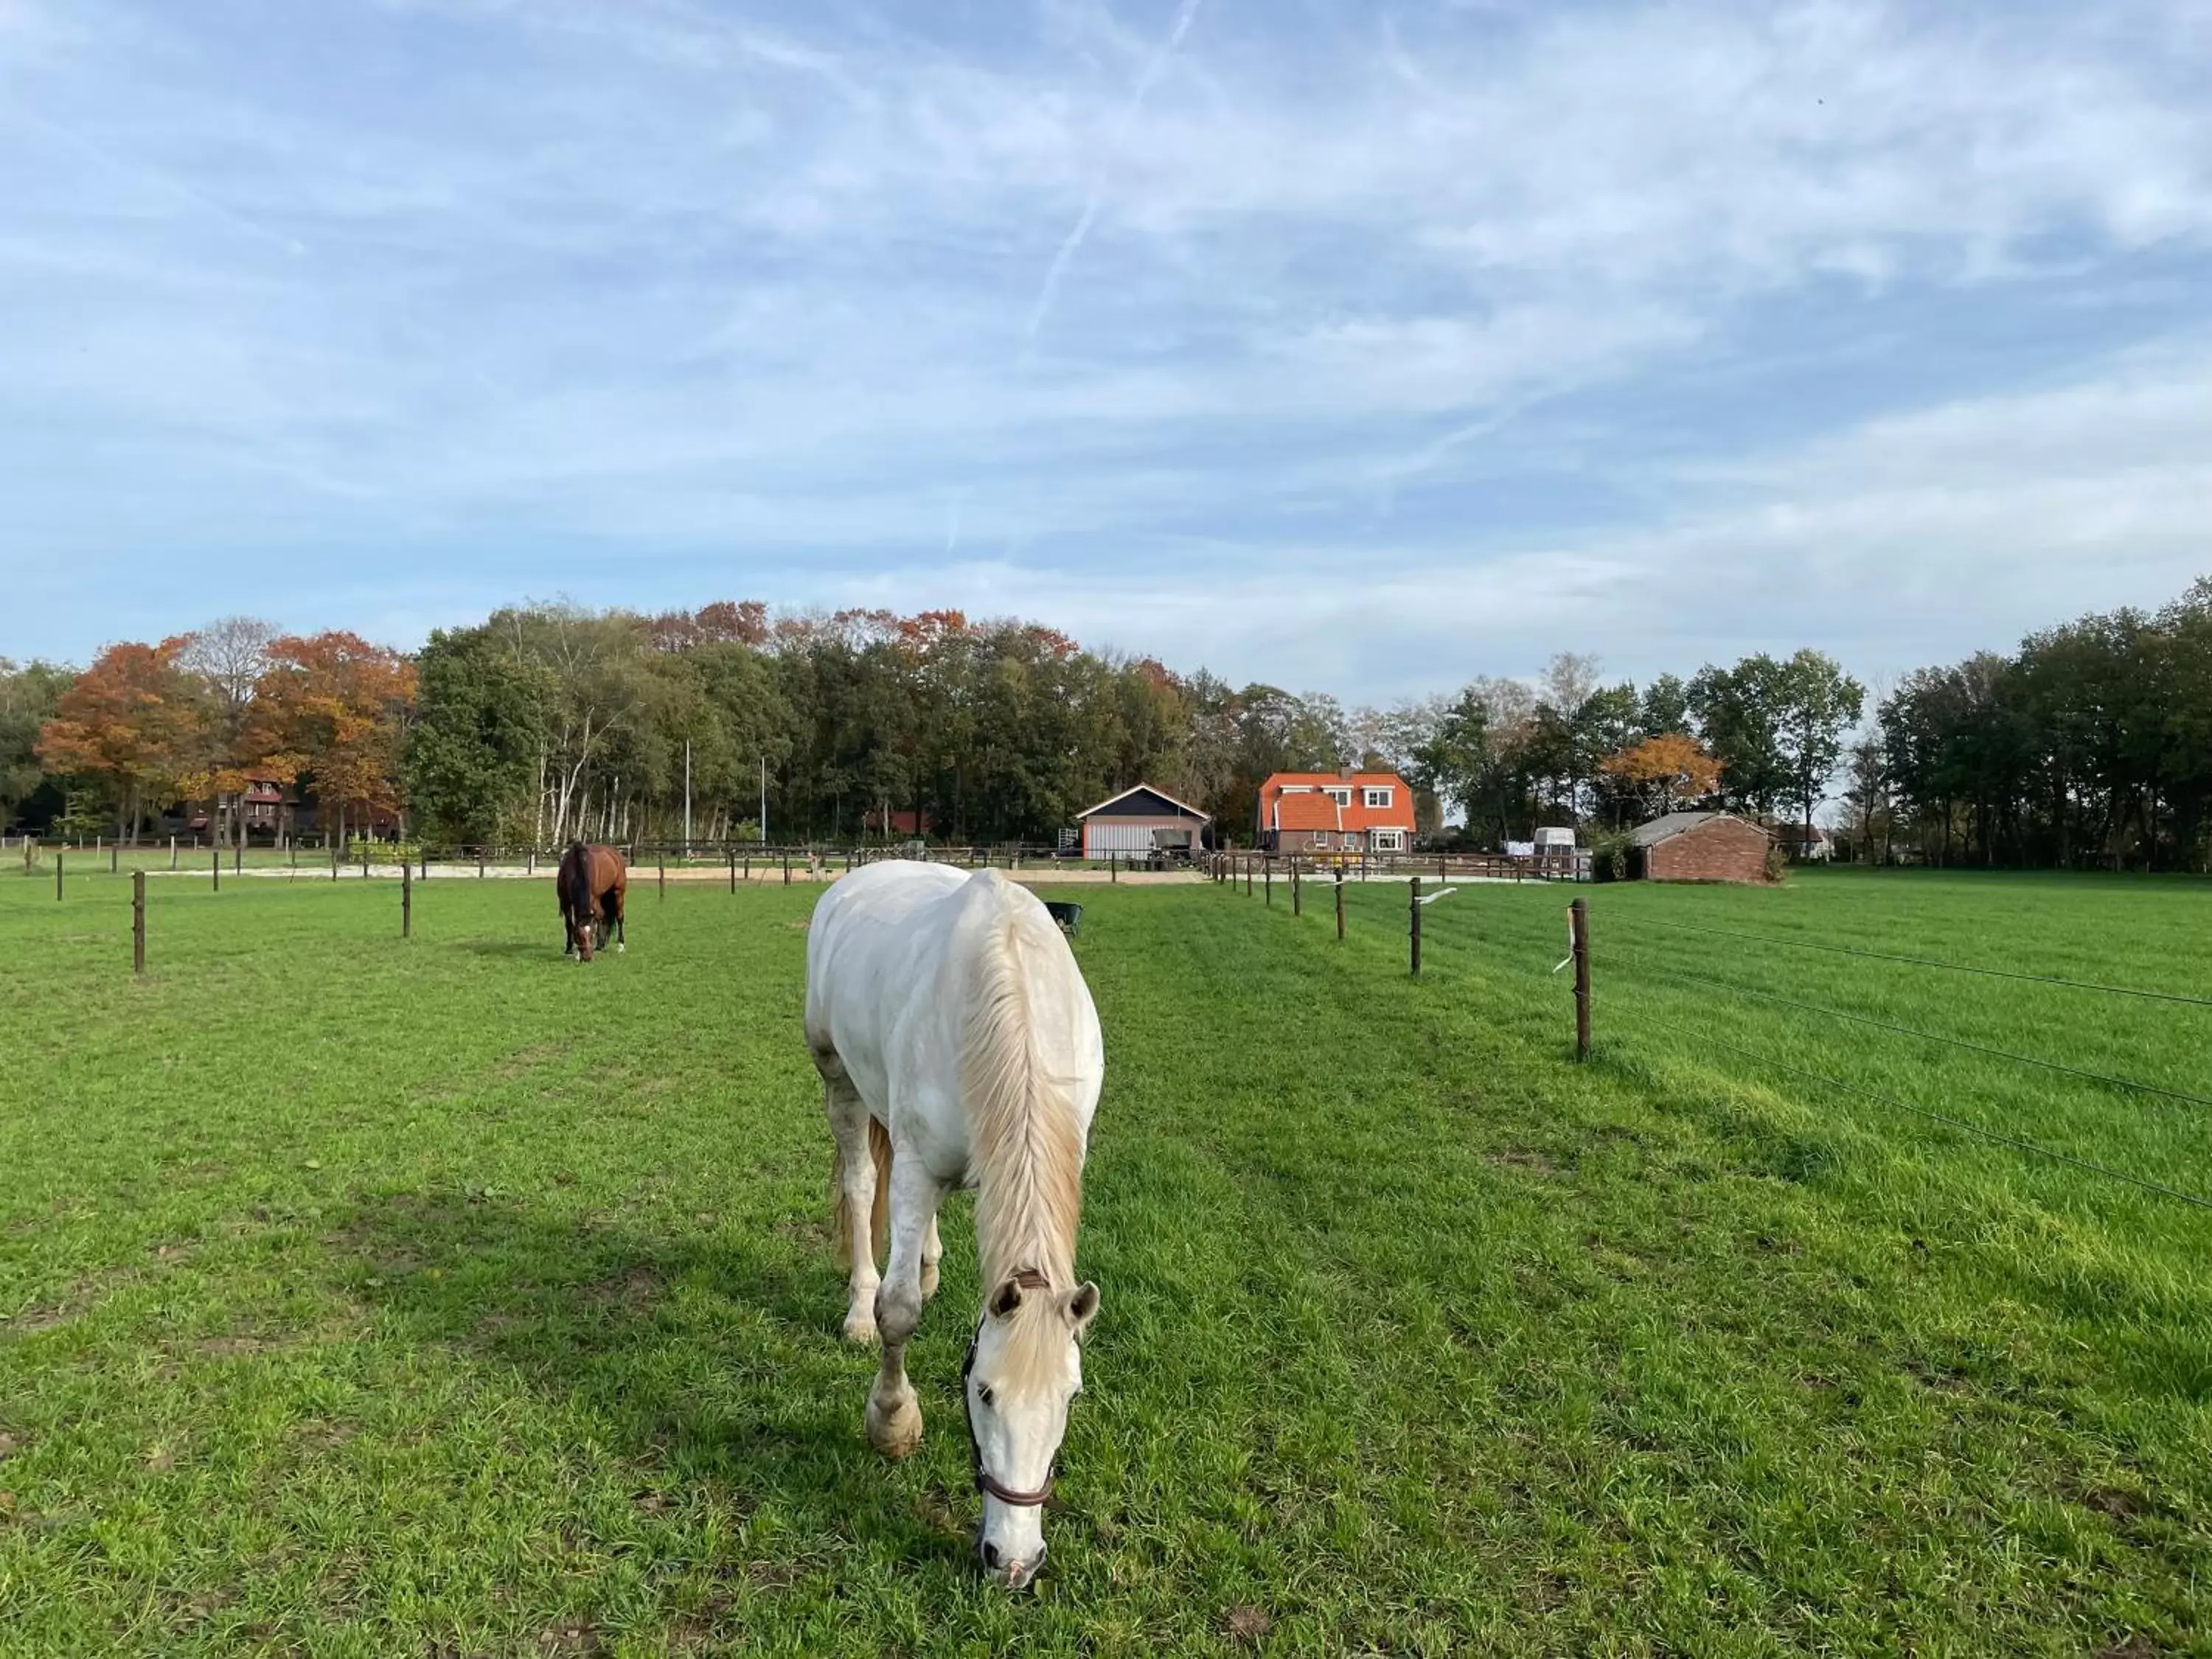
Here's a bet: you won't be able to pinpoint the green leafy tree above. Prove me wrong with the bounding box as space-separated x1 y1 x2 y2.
406 626 552 844
0 658 74 830
1638 672 1691 740
1688 655 1790 817
1773 649 1866 845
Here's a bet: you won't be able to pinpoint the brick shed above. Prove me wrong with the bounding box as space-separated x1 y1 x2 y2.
1629 811 1773 883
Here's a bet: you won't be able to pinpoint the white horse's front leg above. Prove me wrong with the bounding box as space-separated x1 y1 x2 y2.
866 1157 942 1460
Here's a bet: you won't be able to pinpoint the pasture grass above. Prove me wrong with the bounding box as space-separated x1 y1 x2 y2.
1 866 2208 1656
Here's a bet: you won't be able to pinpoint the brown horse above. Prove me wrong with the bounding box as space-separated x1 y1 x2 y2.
558 841 627 961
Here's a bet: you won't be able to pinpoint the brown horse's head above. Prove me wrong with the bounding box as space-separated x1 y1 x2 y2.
565 841 597 961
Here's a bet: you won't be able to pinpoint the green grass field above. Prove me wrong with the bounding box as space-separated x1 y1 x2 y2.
2 866 2208 1656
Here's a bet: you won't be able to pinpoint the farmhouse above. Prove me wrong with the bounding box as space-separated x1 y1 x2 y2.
1072 784 1211 859
1771 822 1834 862
1629 810 1773 883
183 777 301 841
1257 768 1416 855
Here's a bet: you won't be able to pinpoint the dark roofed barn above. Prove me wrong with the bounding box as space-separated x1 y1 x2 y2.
1629 811 1773 884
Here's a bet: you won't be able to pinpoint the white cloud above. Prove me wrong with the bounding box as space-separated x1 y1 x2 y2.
763 346 2212 698
4 0 2211 695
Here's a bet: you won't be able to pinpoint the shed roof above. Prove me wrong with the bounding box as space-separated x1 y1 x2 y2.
1630 810 1762 847
1073 782 1211 822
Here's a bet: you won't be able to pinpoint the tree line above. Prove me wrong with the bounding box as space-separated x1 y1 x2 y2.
2 575 2206 869
1848 577 2212 869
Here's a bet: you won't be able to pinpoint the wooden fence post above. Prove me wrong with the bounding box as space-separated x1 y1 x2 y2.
479 848 487 879
1264 858 1273 906
728 846 737 892
234 841 243 876
782 852 791 886
170 835 178 872
133 871 146 974
212 846 220 893
1571 898 1590 1060
1293 862 1301 917
362 844 369 880
403 861 413 939
658 851 667 897
1245 855 1253 897
1335 867 1345 940
55 850 63 901
1111 855 1119 884
1409 877 1422 976
111 841 119 874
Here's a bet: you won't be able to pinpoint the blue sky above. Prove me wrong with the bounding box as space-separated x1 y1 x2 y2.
4 0 2210 702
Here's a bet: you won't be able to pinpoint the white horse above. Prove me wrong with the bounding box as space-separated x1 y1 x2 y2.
804 860 1104 1589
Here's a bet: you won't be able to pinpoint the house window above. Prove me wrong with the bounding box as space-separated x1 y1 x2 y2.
1324 787 1352 805
1363 787 1394 809
1311 832 1330 849
1371 830 1403 852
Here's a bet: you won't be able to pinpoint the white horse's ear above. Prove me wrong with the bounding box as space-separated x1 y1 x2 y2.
987 1276 1028 1320
1067 1281 1101 1336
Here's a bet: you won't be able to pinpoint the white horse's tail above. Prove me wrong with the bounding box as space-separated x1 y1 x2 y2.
830 1116 893 1271
964 913 1084 1289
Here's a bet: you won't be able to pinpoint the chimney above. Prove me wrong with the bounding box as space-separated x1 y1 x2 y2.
1339 763 1354 781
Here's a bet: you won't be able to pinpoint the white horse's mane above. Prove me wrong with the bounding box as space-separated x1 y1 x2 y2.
963 902 1086 1379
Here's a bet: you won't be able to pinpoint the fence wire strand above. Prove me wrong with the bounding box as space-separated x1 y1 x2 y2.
1618 914 2212 1009
1601 1003 2212 1212
1318 877 2212 1211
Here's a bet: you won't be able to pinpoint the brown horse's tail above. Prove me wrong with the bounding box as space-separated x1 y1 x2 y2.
830 1116 894 1271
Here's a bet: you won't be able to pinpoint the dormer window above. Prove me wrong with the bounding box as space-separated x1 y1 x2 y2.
1363 787 1393 809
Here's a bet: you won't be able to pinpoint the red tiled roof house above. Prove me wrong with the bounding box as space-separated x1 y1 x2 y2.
1257 768 1415 855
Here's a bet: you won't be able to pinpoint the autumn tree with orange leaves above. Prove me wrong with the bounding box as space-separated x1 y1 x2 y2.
1598 732 1724 815
36 638 207 843
245 633 415 843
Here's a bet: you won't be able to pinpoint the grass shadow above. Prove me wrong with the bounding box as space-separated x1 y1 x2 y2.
322 1189 977 1571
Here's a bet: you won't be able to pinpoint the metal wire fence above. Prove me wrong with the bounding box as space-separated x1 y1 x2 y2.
1245 869 2212 1215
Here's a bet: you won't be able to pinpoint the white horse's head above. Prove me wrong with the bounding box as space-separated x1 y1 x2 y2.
963 1271 1100 1588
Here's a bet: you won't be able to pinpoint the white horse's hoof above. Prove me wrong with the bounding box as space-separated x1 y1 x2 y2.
616 942 625 955
866 1391 923 1459
843 1310 878 1345
920 1261 940 1300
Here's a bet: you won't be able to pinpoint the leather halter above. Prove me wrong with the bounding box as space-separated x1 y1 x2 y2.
961 1267 1058 1509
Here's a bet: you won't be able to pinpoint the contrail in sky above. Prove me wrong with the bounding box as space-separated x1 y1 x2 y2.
1021 0 1203 358
945 487 968 554
21 110 309 257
